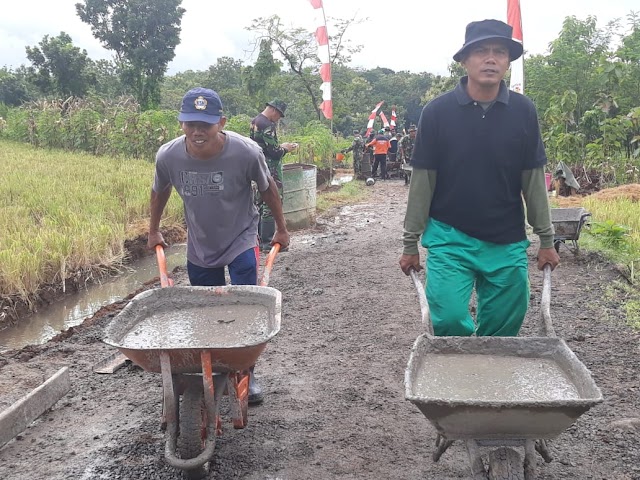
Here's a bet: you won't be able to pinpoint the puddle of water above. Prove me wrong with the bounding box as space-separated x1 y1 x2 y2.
0 245 187 351
331 174 353 186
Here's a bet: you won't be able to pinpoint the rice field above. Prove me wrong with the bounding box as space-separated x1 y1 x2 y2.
0 139 183 301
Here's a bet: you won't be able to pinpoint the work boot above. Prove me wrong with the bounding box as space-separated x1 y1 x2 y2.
248 366 264 405
258 217 276 252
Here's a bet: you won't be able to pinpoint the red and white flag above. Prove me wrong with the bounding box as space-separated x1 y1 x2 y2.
507 0 524 94
390 107 397 130
365 101 384 137
309 0 332 119
379 111 390 129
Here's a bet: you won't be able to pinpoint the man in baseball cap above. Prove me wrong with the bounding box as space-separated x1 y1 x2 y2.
150 87 290 405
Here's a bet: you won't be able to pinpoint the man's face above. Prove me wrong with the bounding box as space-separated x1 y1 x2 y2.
180 118 226 156
409 130 416 139
461 40 510 88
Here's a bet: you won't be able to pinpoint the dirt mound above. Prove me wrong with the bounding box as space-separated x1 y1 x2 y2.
555 183 640 207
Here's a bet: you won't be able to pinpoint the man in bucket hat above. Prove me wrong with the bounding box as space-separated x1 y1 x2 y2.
251 99 298 251
148 87 290 404
400 19 559 337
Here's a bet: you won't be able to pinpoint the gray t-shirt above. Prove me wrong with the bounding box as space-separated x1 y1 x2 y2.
153 131 271 268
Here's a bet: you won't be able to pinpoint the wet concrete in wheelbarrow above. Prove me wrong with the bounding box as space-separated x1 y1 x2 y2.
0 179 639 479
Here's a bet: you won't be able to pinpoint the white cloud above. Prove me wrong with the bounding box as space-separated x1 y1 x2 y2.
0 0 637 75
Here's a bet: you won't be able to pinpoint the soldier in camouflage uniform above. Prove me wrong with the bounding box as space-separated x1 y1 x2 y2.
342 129 365 178
399 125 417 185
250 99 297 250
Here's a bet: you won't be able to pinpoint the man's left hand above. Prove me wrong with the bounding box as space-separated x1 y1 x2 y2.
537 247 560 270
271 228 290 250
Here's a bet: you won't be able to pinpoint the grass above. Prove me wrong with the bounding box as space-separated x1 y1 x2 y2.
552 188 640 329
0 139 183 302
316 180 371 214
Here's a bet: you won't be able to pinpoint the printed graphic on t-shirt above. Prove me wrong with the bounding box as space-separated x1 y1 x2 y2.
180 171 224 196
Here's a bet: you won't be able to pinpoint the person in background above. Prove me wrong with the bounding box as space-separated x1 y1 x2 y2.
399 126 417 186
342 129 365 178
250 99 298 251
367 129 391 180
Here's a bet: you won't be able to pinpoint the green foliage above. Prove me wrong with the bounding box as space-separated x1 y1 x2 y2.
25 32 95 98
0 68 31 106
76 0 186 109
590 220 630 249
224 114 252 137
283 120 337 168
1 97 181 160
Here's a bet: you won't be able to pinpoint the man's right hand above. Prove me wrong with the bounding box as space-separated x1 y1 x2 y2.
399 254 422 275
147 231 168 250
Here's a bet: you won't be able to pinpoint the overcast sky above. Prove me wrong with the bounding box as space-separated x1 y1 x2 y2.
0 0 637 76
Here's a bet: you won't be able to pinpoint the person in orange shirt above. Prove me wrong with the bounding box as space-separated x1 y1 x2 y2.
367 129 391 180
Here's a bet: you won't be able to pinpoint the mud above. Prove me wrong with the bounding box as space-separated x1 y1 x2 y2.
412 354 580 402
0 180 639 479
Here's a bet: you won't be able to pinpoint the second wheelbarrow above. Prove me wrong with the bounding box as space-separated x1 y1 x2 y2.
405 267 602 479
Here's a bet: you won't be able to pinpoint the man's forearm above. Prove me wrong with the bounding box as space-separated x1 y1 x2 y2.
149 187 172 234
522 168 555 248
403 168 437 255
261 178 287 230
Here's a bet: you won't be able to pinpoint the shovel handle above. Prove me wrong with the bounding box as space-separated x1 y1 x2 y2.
155 245 173 288
259 243 281 287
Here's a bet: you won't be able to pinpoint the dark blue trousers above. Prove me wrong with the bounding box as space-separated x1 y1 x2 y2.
187 248 257 286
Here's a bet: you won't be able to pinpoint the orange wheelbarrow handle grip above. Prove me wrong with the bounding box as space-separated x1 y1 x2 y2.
259 243 281 287
155 245 173 288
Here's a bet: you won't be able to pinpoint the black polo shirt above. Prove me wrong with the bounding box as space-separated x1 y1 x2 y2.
411 77 547 244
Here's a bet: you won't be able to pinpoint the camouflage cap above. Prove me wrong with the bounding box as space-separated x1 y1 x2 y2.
266 99 287 117
409 124 417 132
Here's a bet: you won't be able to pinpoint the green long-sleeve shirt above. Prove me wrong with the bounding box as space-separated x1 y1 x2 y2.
402 167 554 255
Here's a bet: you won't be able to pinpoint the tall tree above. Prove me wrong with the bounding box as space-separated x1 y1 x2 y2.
247 14 362 122
76 0 185 109
0 68 31 106
25 32 95 98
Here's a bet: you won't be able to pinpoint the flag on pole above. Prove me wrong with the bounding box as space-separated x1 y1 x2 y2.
507 0 524 94
379 111 390 129
390 107 397 131
309 0 333 119
365 101 384 137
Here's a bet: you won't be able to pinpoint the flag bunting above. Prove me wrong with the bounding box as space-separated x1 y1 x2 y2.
309 0 332 119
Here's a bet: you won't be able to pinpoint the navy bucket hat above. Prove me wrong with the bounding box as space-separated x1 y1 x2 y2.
178 87 223 124
453 19 523 62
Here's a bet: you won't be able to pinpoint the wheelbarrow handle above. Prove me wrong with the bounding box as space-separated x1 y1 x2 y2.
540 263 556 337
259 243 281 287
409 269 435 337
155 245 174 288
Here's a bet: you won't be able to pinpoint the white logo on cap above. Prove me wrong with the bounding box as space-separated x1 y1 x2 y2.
194 96 208 110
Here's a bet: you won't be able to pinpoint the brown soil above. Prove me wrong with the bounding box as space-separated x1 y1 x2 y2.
1 181 640 479
0 224 186 328
555 183 640 207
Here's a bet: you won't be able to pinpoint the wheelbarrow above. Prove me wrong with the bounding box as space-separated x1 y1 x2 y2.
103 245 282 479
405 266 602 479
551 207 591 253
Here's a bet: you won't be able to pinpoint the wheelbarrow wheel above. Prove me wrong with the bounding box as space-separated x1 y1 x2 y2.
488 447 524 480
178 384 210 480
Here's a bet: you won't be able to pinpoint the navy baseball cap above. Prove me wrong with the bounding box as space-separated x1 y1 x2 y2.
178 87 223 124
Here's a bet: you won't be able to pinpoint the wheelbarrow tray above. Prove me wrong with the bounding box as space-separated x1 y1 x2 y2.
104 285 281 374
405 335 602 441
551 207 590 241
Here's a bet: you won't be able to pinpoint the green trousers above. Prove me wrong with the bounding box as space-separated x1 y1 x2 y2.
261 157 283 220
422 218 530 337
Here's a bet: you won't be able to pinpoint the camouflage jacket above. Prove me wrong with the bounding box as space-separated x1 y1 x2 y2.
399 135 415 162
250 113 286 162
343 135 365 156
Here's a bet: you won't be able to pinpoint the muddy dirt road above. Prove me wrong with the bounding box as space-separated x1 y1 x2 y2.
1 180 639 479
